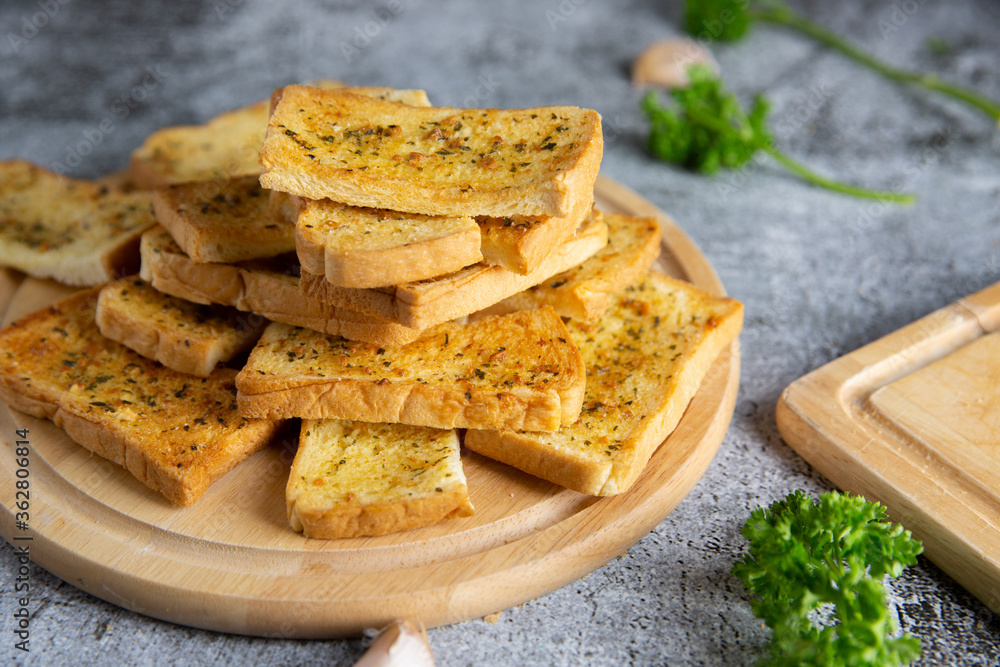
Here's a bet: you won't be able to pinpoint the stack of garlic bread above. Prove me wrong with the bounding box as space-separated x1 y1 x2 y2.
0 80 742 541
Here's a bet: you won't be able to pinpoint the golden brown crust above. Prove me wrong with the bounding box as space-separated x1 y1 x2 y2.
152 174 295 263
140 226 423 346
259 86 603 218
95 277 265 377
0 160 155 286
464 271 744 496
129 83 428 188
0 288 282 505
476 211 662 321
130 99 272 188
299 210 609 330
296 201 483 288
236 307 586 431
286 419 473 538
477 195 594 275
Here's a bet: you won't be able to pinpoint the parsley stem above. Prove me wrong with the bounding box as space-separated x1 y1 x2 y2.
761 146 916 203
751 4 1000 126
682 103 916 203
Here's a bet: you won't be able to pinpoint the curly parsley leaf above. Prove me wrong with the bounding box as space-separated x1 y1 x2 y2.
640 65 915 202
733 490 923 667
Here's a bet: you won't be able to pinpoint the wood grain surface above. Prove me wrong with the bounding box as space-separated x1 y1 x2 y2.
777 281 1000 616
0 176 742 638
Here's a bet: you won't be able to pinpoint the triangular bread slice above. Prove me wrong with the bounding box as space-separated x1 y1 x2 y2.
152 174 295 263
287 419 473 538
464 272 743 496
96 277 266 377
260 86 603 218
236 306 586 432
0 160 155 286
475 212 662 321
130 83 431 187
0 288 282 505
139 226 423 347
299 209 608 330
295 201 482 288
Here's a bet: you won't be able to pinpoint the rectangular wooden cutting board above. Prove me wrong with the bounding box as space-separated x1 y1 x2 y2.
777 281 1000 615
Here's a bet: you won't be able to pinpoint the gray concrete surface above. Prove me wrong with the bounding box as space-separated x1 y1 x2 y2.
1 0 999 664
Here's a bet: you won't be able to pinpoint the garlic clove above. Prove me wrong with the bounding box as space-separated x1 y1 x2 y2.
632 38 719 89
353 620 436 667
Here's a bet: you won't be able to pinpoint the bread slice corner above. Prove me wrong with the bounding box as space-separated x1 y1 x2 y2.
464 271 743 496
0 160 155 286
96 276 266 377
0 287 282 505
259 86 603 218
296 201 482 288
236 305 586 432
287 419 473 538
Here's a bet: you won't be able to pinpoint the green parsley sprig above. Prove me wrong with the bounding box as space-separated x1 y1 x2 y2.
640 65 915 202
685 0 1000 126
733 490 924 666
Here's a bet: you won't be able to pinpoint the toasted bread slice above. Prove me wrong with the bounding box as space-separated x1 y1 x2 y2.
139 226 422 346
296 201 482 288
287 419 473 538
0 288 282 505
96 277 266 377
477 194 594 275
268 189 307 224
464 272 743 496
130 83 431 188
151 174 295 263
236 306 586 431
476 212 662 321
259 86 603 218
299 209 608 330
130 98 270 189
0 161 155 286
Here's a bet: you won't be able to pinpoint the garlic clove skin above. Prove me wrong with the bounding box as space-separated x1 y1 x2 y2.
632 38 719 89
353 620 436 667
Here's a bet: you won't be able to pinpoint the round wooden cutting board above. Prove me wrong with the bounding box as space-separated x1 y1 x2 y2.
0 176 740 638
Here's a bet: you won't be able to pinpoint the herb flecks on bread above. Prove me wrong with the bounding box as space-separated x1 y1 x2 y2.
482 211 663 321
298 208 609 330
0 288 282 505
152 174 295 264
129 82 431 188
259 86 603 218
464 272 743 496
288 419 473 539
296 200 482 288
0 160 155 286
236 306 586 432
96 277 266 377
139 226 424 347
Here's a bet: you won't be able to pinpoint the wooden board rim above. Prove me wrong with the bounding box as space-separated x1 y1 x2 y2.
0 175 742 637
776 280 1000 615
